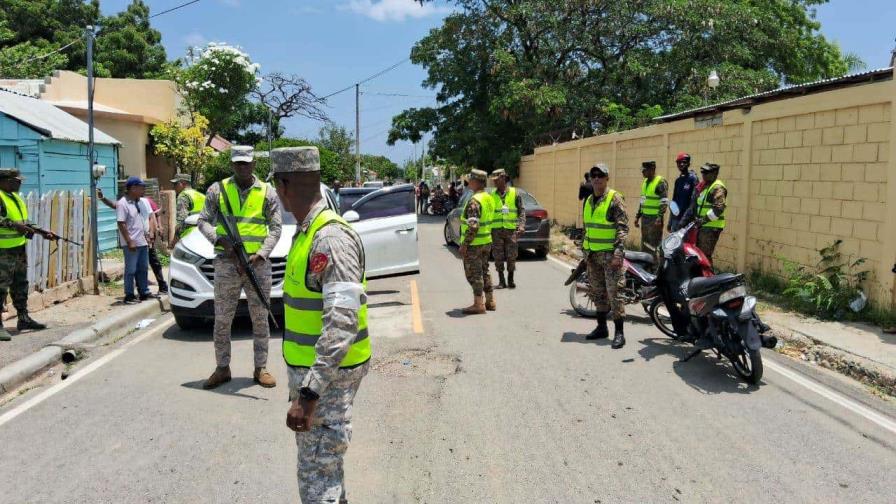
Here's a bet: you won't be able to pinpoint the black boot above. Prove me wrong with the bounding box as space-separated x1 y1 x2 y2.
496 270 507 289
586 313 609 340
17 312 47 331
507 270 516 289
611 319 626 349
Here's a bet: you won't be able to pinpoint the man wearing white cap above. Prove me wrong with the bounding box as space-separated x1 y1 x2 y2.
197 146 283 389
272 147 370 503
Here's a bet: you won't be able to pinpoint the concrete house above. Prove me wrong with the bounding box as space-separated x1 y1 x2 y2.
0 89 120 251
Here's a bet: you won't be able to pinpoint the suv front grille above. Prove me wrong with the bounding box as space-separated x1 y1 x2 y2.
199 257 288 287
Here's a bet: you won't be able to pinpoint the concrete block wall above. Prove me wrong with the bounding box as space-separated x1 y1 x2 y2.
517 73 896 306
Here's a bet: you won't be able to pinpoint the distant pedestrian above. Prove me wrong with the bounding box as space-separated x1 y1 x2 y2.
417 181 430 214
169 173 205 248
669 153 697 231
490 169 525 289
115 177 154 304
98 188 167 295
634 160 667 254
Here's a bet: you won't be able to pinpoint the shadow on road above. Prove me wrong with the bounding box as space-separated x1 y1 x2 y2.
163 319 284 342
445 309 478 318
367 290 400 296
559 331 612 347
639 337 762 395
180 377 270 400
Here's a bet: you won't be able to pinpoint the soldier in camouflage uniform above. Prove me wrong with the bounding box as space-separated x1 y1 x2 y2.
459 169 495 314
490 169 525 289
197 146 282 389
582 164 629 349
0 169 57 341
684 163 727 264
634 160 668 255
272 147 370 504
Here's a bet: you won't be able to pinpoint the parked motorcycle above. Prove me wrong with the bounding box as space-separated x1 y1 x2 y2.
566 249 663 320
428 194 455 216
653 219 776 384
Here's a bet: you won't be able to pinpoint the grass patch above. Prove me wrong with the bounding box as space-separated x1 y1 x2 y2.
101 248 124 261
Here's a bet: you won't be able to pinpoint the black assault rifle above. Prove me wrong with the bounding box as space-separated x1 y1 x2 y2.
23 222 82 246
217 201 279 329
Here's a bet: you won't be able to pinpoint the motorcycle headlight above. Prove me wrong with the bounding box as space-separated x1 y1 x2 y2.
662 233 682 255
172 246 205 265
719 285 746 304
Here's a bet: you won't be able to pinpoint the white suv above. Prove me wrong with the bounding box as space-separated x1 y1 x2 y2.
168 183 419 329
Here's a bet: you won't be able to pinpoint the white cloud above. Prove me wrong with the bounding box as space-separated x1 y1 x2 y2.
344 0 450 22
184 32 208 48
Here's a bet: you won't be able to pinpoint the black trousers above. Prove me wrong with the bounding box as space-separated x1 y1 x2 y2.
148 246 168 291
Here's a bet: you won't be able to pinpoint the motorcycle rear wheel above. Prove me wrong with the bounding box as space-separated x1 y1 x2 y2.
647 298 678 339
569 275 597 318
731 348 764 384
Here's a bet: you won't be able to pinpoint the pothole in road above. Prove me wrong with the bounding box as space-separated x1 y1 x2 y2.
373 348 461 378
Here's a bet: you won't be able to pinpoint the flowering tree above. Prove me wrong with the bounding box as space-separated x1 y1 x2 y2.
150 113 217 184
176 42 260 144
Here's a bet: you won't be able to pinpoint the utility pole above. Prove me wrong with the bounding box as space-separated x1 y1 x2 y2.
267 106 273 156
86 25 99 294
355 84 361 184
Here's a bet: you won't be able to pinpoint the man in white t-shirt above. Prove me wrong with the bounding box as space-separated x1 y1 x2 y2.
116 177 155 304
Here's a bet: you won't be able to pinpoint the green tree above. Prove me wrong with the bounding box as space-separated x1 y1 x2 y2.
150 113 217 185
398 0 860 174
318 124 355 182
361 154 400 182
94 0 168 79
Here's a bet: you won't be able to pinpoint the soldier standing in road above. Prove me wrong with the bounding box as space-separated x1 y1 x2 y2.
272 146 370 504
197 146 282 389
0 169 57 341
669 153 697 232
691 163 727 264
490 169 524 289
169 173 205 249
582 164 629 349
634 160 667 254
459 169 496 314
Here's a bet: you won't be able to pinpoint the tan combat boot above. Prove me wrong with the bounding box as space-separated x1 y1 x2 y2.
462 295 486 315
202 366 231 389
254 367 276 388
485 291 497 311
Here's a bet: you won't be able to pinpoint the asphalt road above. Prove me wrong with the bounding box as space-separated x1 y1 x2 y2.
1 215 895 503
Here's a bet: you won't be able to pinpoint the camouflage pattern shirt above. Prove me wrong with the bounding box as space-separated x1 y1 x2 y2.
583 190 629 258
197 176 282 259
461 194 483 246
173 191 193 237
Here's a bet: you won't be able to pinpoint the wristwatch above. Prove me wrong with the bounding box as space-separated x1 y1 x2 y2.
299 387 319 401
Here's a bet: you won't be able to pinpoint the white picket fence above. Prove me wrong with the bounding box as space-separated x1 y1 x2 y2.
22 190 92 293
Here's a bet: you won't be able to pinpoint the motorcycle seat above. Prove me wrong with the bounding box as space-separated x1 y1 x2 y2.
687 273 742 297
624 250 654 265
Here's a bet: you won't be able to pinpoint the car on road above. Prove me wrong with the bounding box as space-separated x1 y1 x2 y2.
443 187 550 257
169 183 419 330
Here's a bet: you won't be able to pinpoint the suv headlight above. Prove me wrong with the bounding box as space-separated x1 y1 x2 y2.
172 246 205 265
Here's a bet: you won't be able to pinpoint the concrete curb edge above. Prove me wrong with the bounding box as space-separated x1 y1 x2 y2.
0 297 170 395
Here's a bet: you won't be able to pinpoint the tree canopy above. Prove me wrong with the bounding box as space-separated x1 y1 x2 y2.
393 0 862 175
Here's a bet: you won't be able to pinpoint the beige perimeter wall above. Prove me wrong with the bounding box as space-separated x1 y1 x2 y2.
518 75 896 307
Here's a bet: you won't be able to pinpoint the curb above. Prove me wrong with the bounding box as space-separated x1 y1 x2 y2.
0 297 170 395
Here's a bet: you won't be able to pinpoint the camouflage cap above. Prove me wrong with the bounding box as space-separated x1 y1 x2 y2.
589 163 609 177
271 146 320 174
700 162 721 173
469 169 488 183
169 173 192 184
0 168 22 180
490 168 508 179
231 145 254 163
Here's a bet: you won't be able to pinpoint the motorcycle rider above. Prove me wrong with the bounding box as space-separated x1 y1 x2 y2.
582 164 629 349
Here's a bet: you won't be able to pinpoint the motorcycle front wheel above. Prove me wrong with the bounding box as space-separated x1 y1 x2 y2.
569 275 597 318
647 298 678 339
731 348 764 384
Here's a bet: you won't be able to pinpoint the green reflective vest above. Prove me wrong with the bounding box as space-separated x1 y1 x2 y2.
583 189 618 252
491 187 519 230
282 209 371 368
696 179 726 229
180 188 207 238
0 190 27 249
214 178 268 254
640 176 664 217
460 191 495 246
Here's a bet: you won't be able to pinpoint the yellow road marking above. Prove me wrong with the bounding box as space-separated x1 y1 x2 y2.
410 279 424 334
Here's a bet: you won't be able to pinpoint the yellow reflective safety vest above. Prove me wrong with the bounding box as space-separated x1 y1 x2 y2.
491 187 518 230
640 176 664 217
179 188 206 238
282 209 371 368
696 179 726 229
460 191 494 246
214 178 268 254
0 190 28 249
583 189 618 252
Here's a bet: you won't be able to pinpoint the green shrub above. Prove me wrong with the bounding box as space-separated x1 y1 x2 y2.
780 240 868 320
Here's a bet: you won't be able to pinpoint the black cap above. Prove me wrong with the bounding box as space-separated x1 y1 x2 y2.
700 163 721 173
641 160 656 171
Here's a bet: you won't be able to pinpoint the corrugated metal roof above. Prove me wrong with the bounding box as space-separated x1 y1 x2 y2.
0 79 45 97
0 88 120 145
655 67 893 123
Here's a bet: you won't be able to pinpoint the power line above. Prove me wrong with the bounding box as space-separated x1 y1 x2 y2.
365 92 437 99
321 57 410 100
9 38 81 68
150 0 202 18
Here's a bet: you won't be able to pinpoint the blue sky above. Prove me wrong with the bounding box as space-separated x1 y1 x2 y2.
102 0 895 165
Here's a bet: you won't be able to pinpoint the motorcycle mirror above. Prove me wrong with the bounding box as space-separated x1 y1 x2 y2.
669 201 680 216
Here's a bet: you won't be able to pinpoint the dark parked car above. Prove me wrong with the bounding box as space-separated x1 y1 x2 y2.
338 187 378 214
443 187 550 257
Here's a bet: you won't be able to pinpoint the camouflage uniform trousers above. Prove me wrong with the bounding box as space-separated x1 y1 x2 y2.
490 228 518 273
0 245 28 313
212 255 272 368
640 216 663 254
696 228 723 263
463 244 493 296
288 362 370 504
585 251 626 320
